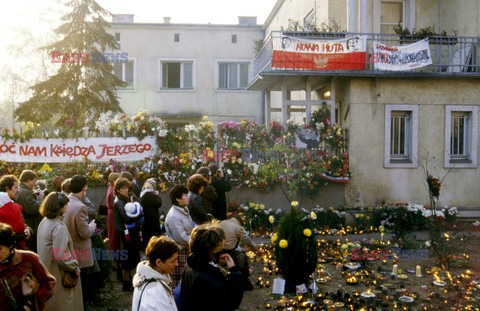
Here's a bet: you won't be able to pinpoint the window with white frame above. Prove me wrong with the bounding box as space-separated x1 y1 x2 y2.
374 0 415 34
444 106 478 168
159 60 194 89
113 59 135 89
218 62 249 90
384 104 418 168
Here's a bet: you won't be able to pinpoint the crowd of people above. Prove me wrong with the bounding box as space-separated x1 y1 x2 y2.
0 163 263 311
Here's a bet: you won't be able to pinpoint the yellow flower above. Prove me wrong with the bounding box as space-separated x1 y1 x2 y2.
291 201 299 207
127 123 133 131
268 215 274 224
259 204 265 210
249 202 254 208
202 115 209 121
310 212 317 220
39 163 52 173
379 226 385 232
341 244 348 250
271 234 278 244
303 228 312 237
279 239 288 249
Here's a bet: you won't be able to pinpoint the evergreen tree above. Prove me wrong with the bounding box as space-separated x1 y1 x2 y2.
14 0 126 129
273 203 318 293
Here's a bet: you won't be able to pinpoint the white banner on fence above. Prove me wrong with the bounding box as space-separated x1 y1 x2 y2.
0 136 157 163
373 39 432 71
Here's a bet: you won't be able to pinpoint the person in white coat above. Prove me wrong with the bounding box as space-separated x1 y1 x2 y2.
132 235 179 311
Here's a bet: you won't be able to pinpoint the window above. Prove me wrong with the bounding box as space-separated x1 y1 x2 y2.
445 106 478 168
113 59 135 89
174 33 180 42
381 0 404 34
217 62 249 90
384 105 418 168
374 0 415 34
231 34 237 43
159 60 194 90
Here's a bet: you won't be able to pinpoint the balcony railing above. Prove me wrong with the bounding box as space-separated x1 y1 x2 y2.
249 31 480 83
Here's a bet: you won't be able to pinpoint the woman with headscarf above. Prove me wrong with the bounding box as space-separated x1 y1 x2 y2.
139 178 162 249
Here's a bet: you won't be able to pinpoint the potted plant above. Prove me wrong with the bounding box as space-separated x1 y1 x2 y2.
394 23 458 45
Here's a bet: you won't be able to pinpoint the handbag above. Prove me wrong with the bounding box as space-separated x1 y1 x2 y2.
62 270 79 288
61 241 80 288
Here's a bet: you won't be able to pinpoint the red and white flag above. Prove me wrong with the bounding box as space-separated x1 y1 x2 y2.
272 35 367 70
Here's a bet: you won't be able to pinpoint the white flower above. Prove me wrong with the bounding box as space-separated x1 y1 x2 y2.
227 169 232 175
425 241 431 247
140 116 145 121
472 221 480 226
142 130 146 134
158 129 168 137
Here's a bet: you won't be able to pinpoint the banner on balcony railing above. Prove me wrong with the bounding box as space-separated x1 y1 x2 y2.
372 39 432 71
272 35 367 70
0 136 156 163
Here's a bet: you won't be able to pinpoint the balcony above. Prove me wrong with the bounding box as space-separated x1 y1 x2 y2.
248 31 480 90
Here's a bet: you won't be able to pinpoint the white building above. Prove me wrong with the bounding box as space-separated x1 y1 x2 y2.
109 15 264 125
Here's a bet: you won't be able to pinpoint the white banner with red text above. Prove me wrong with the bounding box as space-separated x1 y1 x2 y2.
0 136 156 163
372 39 432 71
272 35 368 70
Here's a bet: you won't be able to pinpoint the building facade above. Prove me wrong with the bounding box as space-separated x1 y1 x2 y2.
109 15 264 125
249 0 480 207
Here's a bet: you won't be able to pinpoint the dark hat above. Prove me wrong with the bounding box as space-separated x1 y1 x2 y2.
208 163 219 175
196 166 210 177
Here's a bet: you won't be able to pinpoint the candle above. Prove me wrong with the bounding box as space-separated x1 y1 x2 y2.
416 265 422 277
391 264 398 276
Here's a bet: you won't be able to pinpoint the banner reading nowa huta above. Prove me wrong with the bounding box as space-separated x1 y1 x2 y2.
272 35 367 70
0 136 157 163
372 39 432 71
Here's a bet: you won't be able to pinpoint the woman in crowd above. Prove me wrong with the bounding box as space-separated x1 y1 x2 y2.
165 184 194 288
0 175 30 249
0 222 56 311
139 178 162 249
106 172 120 253
114 177 142 291
37 192 83 311
186 174 210 225
132 235 179 311
180 223 244 311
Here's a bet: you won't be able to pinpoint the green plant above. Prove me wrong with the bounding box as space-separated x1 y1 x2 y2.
273 202 318 293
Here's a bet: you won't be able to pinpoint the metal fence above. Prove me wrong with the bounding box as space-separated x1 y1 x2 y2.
249 31 480 82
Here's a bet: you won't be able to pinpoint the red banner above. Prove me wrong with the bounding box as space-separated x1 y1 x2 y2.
272 35 367 70
272 50 367 70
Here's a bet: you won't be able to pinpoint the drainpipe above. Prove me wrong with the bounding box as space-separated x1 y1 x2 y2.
347 0 358 33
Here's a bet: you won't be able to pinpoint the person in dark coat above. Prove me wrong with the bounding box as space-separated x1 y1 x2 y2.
208 164 232 220
196 167 217 215
186 174 210 225
180 223 244 311
16 170 43 252
129 167 142 198
139 178 162 249
113 177 142 292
